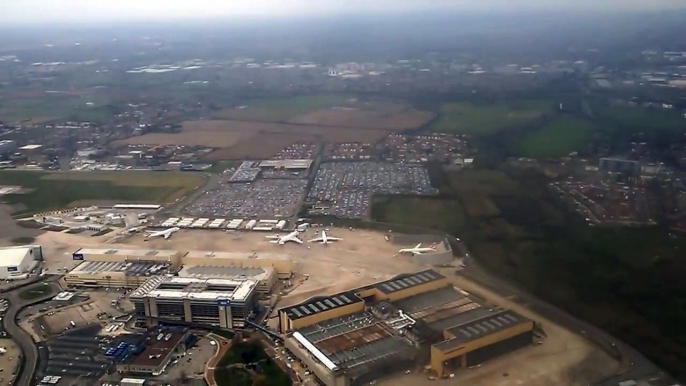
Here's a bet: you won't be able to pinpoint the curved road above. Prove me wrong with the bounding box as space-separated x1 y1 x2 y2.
452 238 674 386
2 279 61 386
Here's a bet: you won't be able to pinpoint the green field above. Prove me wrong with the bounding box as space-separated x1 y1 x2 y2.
518 118 599 158
595 105 685 132
372 196 467 233
212 94 354 122
0 95 116 123
0 171 205 215
427 100 553 135
215 341 291 386
19 283 53 300
247 94 353 110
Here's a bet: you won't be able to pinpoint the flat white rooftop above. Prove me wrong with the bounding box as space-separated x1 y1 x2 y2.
178 265 273 282
184 250 290 261
130 276 257 302
258 159 312 169
74 248 178 258
19 144 43 150
0 246 31 267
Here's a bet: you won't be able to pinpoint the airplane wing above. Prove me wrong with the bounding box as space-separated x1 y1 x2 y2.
293 237 303 244
308 237 324 243
415 243 422 249
413 251 423 255
164 232 172 239
328 237 342 241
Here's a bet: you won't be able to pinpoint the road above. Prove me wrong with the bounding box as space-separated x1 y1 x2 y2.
451 237 675 386
2 278 61 386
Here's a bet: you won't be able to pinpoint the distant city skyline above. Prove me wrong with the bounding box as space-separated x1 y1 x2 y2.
1 0 685 25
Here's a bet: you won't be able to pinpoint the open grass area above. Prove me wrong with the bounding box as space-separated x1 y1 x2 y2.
0 95 116 123
19 283 53 300
518 117 598 158
215 341 291 386
212 94 355 122
595 105 685 132
0 171 205 215
427 100 553 135
372 196 467 233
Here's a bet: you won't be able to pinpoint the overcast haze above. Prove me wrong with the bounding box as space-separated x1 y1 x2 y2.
2 0 685 25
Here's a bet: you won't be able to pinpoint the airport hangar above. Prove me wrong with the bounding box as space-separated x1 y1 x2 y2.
0 245 43 279
65 248 291 294
278 269 534 386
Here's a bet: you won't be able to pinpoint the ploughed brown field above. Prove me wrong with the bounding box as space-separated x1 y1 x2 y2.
110 101 435 160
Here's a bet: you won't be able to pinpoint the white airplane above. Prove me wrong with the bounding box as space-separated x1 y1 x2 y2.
145 227 180 240
265 231 303 245
398 243 436 255
308 231 342 244
0 347 6 354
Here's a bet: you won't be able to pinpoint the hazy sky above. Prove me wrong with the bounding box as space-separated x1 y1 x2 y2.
2 0 685 25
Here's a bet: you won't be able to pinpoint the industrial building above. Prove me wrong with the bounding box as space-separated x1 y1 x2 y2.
64 261 172 288
116 328 191 376
0 245 42 279
182 250 294 279
279 269 534 385
258 159 313 169
72 248 182 265
130 276 259 328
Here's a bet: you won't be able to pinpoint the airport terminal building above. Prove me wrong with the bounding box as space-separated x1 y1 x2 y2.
130 276 259 328
278 269 534 385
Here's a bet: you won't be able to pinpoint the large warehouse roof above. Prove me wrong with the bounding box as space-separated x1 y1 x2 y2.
281 290 362 321
74 248 178 258
294 312 414 372
130 276 257 302
369 269 445 295
183 250 290 261
69 261 170 276
436 310 531 351
0 246 31 267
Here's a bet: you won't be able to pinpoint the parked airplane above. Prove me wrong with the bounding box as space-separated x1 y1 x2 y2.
265 230 303 245
308 231 342 244
0 347 6 354
145 227 180 240
398 243 436 255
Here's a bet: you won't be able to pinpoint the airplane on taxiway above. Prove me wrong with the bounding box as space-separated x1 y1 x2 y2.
308 230 342 244
398 243 436 255
266 230 303 245
145 227 180 240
